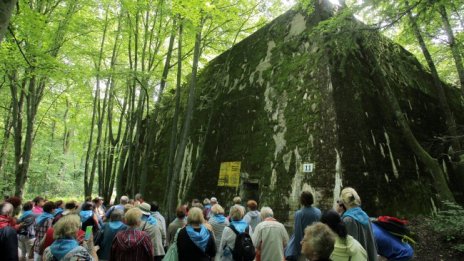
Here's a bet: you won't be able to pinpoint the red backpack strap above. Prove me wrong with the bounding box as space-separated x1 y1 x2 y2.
378 216 408 225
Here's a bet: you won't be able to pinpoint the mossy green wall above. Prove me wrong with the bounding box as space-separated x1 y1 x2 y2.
144 9 464 221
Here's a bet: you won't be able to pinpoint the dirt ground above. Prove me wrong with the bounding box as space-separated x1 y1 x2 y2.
409 217 464 260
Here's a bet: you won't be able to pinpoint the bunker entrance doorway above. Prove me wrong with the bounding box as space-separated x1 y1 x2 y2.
241 180 260 203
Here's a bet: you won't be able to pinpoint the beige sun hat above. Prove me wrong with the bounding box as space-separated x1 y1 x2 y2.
138 202 151 215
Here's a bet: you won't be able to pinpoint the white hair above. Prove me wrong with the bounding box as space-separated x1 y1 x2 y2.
260 207 273 219
1 202 14 216
120 196 129 204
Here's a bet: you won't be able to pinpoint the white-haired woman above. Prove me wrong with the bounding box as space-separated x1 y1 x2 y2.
338 187 377 261
208 204 229 260
219 205 253 261
42 215 97 260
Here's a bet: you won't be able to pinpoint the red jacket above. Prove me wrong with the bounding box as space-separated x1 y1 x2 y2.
40 227 85 254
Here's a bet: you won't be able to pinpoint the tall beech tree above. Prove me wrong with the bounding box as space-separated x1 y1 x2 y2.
7 0 78 197
0 0 17 44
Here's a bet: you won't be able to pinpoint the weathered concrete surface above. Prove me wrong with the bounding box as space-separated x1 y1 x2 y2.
144 9 464 221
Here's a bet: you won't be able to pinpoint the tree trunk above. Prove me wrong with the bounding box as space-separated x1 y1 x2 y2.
84 7 110 197
62 98 71 155
9 70 25 197
165 21 183 219
360 43 455 203
100 12 123 202
7 1 76 197
406 2 464 196
438 4 464 98
139 18 177 194
406 2 461 155
167 18 204 215
0 0 17 44
0 102 13 177
15 76 41 197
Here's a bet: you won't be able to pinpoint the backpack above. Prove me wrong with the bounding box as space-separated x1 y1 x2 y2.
18 215 35 238
229 224 255 261
373 216 416 244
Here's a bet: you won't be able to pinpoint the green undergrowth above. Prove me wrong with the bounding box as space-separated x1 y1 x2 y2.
428 201 464 253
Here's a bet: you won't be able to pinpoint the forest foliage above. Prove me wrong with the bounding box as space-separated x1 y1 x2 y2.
0 0 462 201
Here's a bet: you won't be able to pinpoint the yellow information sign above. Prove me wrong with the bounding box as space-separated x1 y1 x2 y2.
217 161 241 187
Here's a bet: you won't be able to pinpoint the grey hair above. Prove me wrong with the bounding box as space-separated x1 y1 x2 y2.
302 223 336 259
260 207 273 219
120 195 129 204
110 209 124 222
0 202 13 216
229 205 244 221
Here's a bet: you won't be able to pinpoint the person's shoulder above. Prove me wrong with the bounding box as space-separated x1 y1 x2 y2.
347 235 362 246
178 226 188 234
154 223 164 232
177 227 189 240
342 216 357 226
66 245 94 261
342 215 354 222
274 220 286 228
140 229 153 239
222 226 233 233
2 225 17 236
115 228 127 237
168 221 177 229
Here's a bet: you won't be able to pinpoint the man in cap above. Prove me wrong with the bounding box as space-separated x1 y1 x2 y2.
138 202 165 261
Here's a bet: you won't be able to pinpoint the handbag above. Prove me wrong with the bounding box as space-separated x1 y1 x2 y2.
163 228 181 261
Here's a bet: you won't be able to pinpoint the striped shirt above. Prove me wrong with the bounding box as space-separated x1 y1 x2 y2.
110 228 153 261
34 218 53 253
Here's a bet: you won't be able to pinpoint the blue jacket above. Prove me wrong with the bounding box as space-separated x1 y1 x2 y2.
285 206 321 258
97 221 127 260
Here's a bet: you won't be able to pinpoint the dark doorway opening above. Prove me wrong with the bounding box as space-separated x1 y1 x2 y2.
241 180 260 203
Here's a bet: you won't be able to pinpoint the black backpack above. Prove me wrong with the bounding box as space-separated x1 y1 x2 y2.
229 224 255 261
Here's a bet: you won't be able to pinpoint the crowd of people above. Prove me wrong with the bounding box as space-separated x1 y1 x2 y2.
0 187 413 261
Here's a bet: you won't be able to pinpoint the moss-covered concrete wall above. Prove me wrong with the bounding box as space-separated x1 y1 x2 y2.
144 9 464 221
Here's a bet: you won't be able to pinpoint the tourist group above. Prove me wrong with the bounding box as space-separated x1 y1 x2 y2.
0 187 414 260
